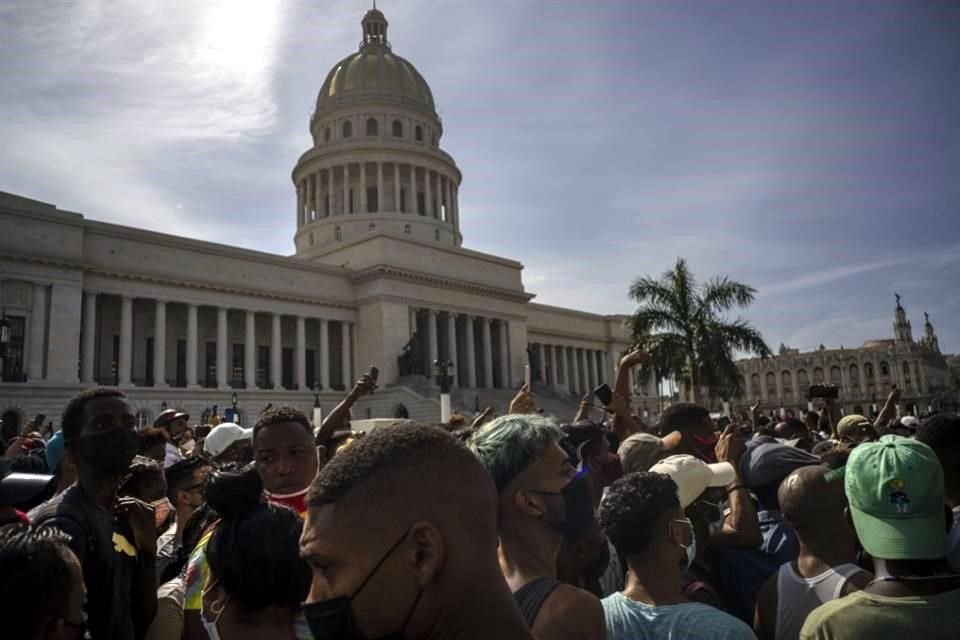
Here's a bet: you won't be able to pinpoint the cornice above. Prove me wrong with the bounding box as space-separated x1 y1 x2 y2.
349 264 535 303
1 252 356 310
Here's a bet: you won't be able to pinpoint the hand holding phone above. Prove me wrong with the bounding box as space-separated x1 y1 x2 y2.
593 383 613 406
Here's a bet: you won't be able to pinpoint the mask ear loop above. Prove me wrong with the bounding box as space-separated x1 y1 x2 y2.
351 525 414 599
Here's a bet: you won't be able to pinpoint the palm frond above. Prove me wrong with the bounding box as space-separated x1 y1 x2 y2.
698 277 757 318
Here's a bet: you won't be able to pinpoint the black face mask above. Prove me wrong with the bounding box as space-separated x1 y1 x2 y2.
529 474 595 540
73 428 140 477
302 526 423 640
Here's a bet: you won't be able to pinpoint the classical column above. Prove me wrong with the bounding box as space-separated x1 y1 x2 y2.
423 167 433 218
393 163 401 212
296 316 307 390
187 304 199 387
314 172 322 218
376 162 384 213
481 318 493 388
446 312 458 386
153 300 167 387
434 172 441 220
27 284 47 381
452 184 459 228
498 320 509 388
586 350 596 390
319 319 330 390
359 162 367 213
342 164 349 215
271 314 282 389
464 316 477 388
296 181 304 226
410 166 418 213
118 296 133 386
571 348 581 394
244 310 255 389
216 307 228 389
81 291 97 383
409 307 418 338
552 345 562 388
341 322 351 389
445 177 453 224
536 343 546 383
426 310 439 373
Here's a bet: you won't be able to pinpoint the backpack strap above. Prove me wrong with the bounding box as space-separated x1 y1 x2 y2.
33 501 98 559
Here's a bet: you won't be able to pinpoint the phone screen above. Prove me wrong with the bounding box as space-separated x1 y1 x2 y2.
594 383 613 405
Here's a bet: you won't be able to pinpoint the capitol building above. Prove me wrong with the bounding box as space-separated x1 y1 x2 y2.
0 8 644 436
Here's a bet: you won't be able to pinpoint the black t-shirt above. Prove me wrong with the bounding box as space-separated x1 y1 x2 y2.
36 484 138 640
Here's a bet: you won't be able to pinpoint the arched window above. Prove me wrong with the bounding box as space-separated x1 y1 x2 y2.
765 371 776 395
334 226 342 241
781 370 793 394
880 362 889 376
342 120 353 138
415 125 423 142
366 118 378 136
751 373 761 395
865 363 875 379
392 119 403 137
830 366 842 385
324 127 331 142
797 369 809 387
813 367 824 384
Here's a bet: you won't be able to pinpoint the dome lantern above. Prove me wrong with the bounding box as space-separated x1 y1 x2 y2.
361 6 389 49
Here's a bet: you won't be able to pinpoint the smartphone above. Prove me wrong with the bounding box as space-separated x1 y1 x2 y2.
807 384 839 400
593 383 613 406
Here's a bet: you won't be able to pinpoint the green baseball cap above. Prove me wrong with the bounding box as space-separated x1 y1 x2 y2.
845 435 946 560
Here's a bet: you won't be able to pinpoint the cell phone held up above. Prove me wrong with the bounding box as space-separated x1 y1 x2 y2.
593 383 613 406
807 384 839 400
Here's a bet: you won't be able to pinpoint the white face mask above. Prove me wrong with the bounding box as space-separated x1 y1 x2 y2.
672 518 697 570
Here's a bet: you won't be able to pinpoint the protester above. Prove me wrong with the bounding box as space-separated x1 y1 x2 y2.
754 465 871 639
710 437 820 622
202 465 312 639
202 421 253 464
916 413 960 571
599 472 756 639
658 402 721 463
0 456 54 526
468 414 605 639
156 456 211 581
835 414 878 444
800 435 960 638
0 524 87 639
619 432 669 475
154 409 189 467
34 387 157 639
25 429 76 522
315 372 377 447
138 427 170 465
253 406 320 516
302 423 535 640
773 418 814 450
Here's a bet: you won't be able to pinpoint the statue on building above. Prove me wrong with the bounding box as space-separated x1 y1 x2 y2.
397 332 424 376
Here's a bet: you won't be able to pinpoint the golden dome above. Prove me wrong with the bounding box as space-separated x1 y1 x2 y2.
315 9 436 115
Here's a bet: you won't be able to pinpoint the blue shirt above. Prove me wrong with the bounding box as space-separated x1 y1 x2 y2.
602 592 756 640
709 509 799 623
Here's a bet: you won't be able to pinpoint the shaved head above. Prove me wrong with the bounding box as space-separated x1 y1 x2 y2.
779 465 845 532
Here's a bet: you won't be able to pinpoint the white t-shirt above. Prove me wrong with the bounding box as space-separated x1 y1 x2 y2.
602 592 756 640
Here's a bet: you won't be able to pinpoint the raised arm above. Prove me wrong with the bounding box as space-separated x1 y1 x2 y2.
316 373 376 445
873 386 901 431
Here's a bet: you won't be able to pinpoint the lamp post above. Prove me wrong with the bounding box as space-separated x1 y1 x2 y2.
0 312 9 381
231 392 239 424
434 360 454 423
312 382 323 431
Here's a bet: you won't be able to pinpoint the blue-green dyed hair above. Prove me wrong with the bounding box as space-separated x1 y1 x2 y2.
466 414 563 494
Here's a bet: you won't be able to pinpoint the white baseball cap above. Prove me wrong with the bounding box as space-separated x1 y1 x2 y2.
649 454 736 507
203 422 253 458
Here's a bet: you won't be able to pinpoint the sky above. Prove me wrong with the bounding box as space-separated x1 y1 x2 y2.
1 0 958 354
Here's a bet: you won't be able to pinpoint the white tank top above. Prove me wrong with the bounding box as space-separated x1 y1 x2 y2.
775 562 862 640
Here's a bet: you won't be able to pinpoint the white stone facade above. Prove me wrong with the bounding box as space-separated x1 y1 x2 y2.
0 8 633 436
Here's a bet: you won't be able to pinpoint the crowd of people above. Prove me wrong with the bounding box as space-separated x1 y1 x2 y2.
1 348 960 639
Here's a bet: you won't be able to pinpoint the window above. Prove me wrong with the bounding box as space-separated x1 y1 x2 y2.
415 125 423 142
400 188 406 213
751 373 761 395
392 119 403 137
830 366 842 385
367 187 378 212
232 344 244 387
176 339 186 387
813 367 824 383
781 370 792 393
366 117 378 136
765 371 776 394
145 337 154 386
417 191 426 215
282 348 294 389
257 346 269 388
324 127 331 142
0 315 25 382
797 369 809 387
205 342 217 388
880 362 889 376
306 349 316 389
865 363 875 379
342 120 352 138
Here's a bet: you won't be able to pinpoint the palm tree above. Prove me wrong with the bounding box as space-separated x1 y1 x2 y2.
627 258 771 404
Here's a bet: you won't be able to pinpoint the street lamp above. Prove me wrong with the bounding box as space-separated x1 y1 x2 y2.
434 360 454 423
231 392 239 424
312 382 323 430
